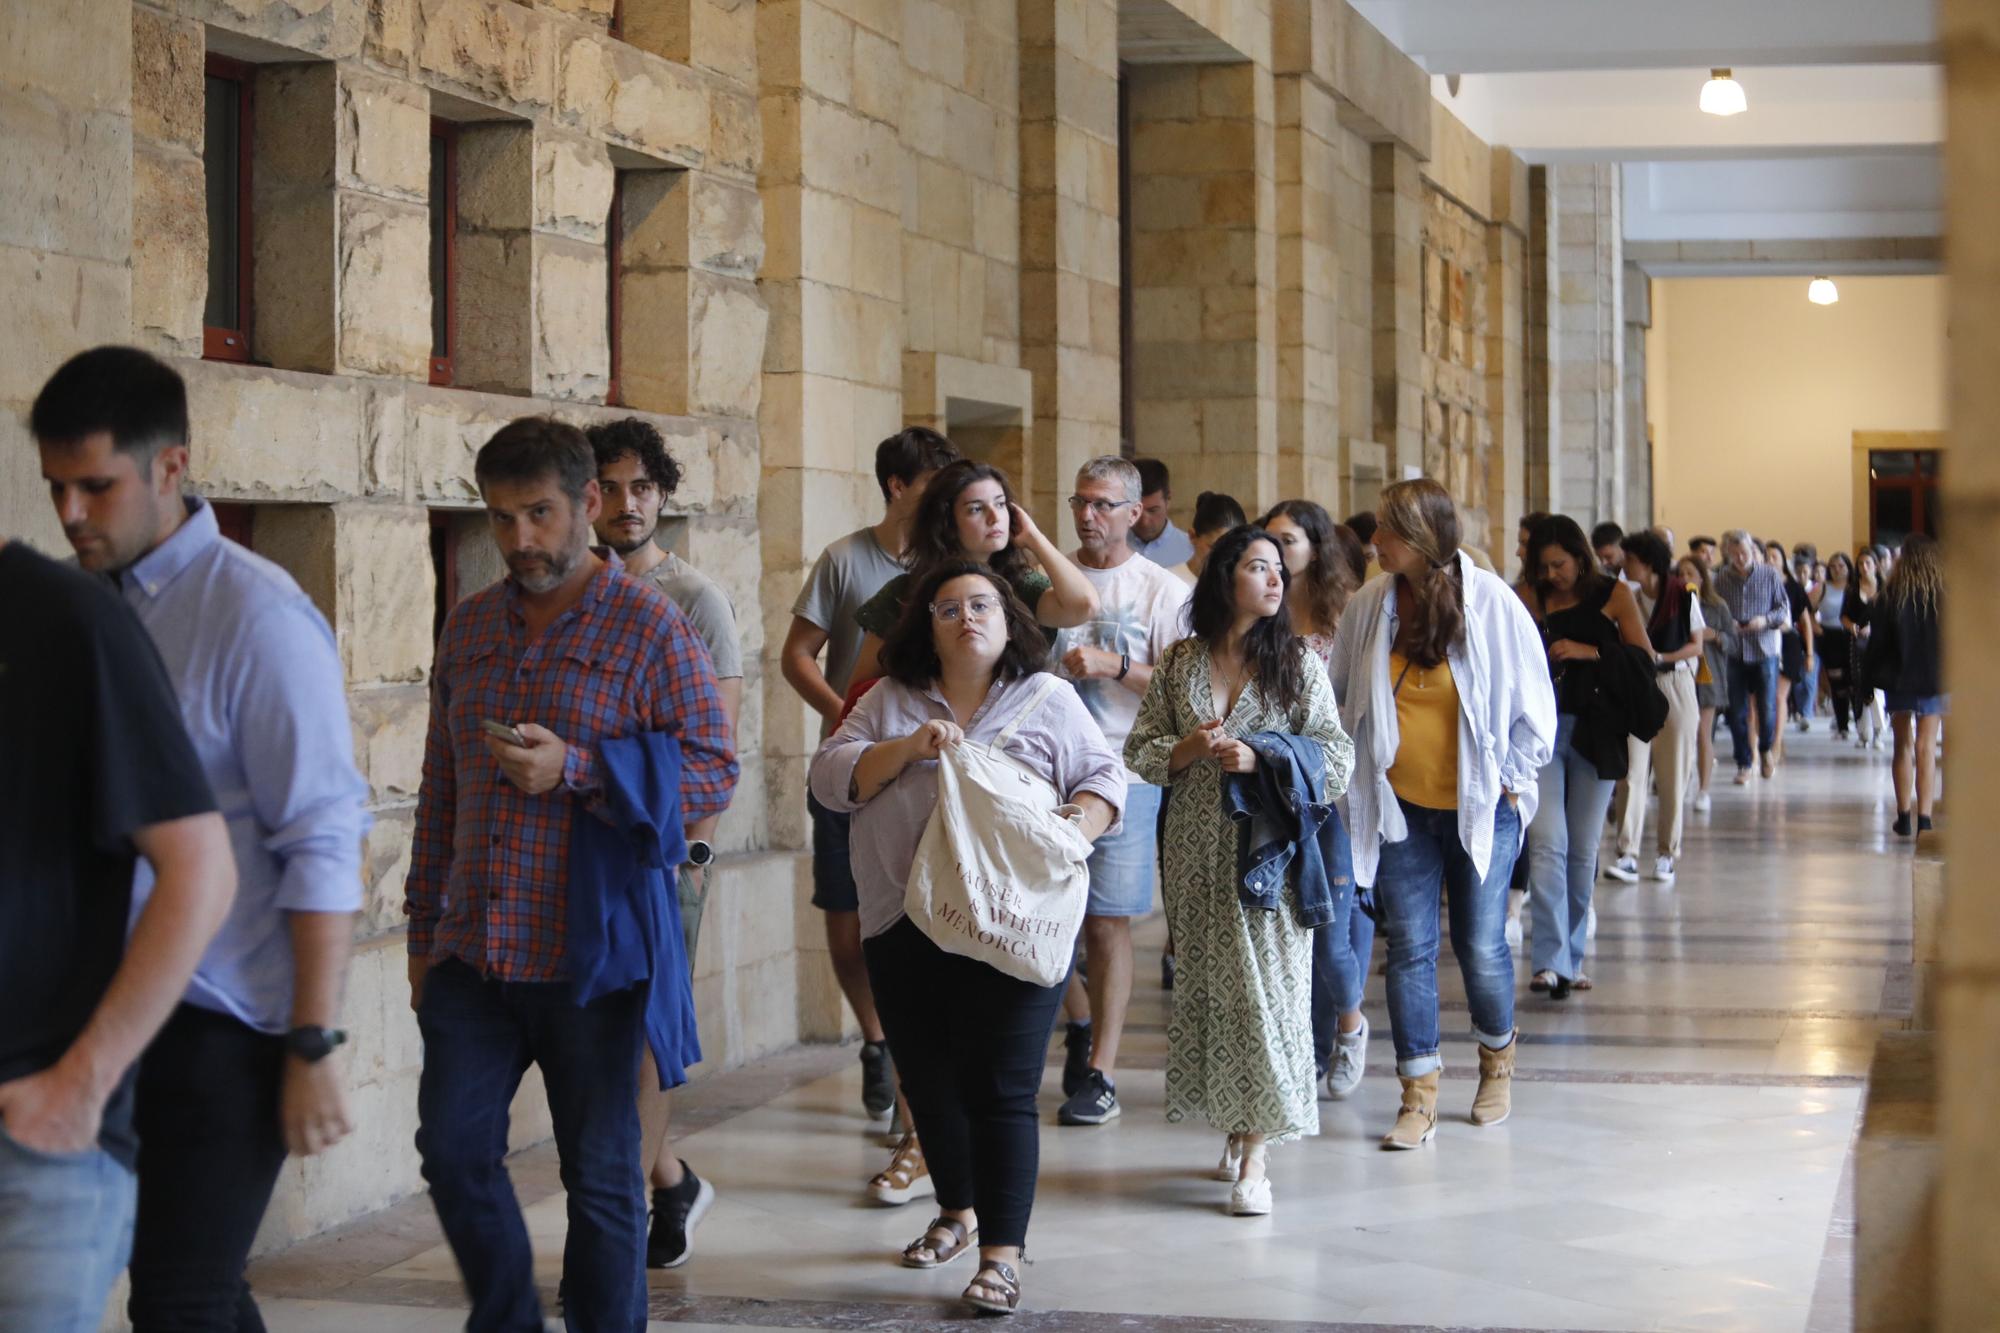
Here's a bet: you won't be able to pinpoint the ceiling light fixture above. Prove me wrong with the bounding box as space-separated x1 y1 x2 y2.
1808 277 1839 306
1699 68 1747 117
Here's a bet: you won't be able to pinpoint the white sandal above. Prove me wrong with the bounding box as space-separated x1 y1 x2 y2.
1212 1133 1244 1182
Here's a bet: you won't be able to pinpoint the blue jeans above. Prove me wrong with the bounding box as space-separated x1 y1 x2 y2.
1310 890 1374 1072
1372 798 1520 1076
415 959 647 1333
0 1123 136 1332
1726 657 1780 768
1527 714 1615 980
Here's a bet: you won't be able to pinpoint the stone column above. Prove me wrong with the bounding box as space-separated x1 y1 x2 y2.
1524 164 1559 516
1551 161 1623 526
1485 148 1529 572
1273 73 1343 505
1127 62 1280 517
1018 0 1121 528
0 0 132 548
1371 141 1423 479
1622 260 1653 527
1938 1 2000 1326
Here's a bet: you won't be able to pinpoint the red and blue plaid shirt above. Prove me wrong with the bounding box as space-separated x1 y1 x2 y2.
405 553 738 982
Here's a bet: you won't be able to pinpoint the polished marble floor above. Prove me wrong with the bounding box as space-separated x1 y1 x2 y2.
250 726 1913 1331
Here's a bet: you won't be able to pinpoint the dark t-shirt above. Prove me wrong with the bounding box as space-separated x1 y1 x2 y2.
0 544 218 1167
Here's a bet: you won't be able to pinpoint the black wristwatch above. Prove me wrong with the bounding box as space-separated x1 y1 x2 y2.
284 1025 347 1063
687 839 715 867
1117 649 1131 681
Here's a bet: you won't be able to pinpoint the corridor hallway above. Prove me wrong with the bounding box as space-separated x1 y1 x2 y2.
248 729 1907 1332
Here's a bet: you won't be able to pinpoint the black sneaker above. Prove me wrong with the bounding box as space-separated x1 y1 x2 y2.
1058 1069 1121 1125
646 1163 716 1269
1061 1021 1092 1098
860 1041 895 1119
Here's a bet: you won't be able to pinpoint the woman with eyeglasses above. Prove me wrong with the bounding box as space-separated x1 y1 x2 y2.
848 459 1099 685
811 562 1124 1315
1258 500 1375 1101
1125 525 1352 1216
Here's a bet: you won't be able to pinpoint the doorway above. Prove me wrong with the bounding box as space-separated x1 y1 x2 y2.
1867 448 1941 547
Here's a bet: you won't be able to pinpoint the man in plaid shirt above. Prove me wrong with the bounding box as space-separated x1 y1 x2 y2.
405 417 737 1332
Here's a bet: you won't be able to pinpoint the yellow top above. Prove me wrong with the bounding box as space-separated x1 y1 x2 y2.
1386 650 1460 810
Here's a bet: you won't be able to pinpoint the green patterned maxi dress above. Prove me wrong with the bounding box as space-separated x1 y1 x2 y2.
1125 637 1354 1141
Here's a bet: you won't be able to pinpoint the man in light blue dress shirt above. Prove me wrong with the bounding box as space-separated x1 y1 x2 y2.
33 347 370 1329
1129 457 1197 568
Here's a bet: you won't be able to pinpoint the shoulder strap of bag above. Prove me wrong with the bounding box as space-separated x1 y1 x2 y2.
991 674 1066 749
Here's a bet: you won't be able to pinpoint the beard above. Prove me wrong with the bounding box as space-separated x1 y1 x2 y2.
506 516 591 594
605 514 655 556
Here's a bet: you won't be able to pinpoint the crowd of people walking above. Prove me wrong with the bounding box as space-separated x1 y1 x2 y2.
1 347 1946 1328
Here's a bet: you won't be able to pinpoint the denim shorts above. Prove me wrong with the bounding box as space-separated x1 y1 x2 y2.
1086 781 1162 917
1884 692 1948 718
808 790 860 912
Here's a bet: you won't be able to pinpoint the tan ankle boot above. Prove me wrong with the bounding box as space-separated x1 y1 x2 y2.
1381 1070 1440 1150
1471 1036 1516 1126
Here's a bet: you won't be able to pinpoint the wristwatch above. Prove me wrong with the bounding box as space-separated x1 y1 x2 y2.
687 839 715 867
284 1025 348 1063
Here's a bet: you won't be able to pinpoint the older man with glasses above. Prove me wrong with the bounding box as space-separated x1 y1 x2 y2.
1049 457 1192 1127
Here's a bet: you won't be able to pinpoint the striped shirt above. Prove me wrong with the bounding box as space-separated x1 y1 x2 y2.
1713 561 1792 664
405 553 738 981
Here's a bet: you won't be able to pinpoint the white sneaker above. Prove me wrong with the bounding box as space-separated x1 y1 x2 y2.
1651 855 1676 884
1229 1175 1273 1216
1603 855 1639 883
1504 912 1523 949
1586 905 1598 940
1693 790 1711 813
1324 1015 1368 1100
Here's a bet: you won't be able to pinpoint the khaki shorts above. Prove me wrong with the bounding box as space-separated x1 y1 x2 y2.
678 861 710 972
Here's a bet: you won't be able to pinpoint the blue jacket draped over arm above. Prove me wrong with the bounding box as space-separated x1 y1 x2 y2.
567 731 702 1089
1222 730 1354 929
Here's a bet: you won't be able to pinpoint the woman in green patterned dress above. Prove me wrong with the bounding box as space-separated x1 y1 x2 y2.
1125 525 1354 1217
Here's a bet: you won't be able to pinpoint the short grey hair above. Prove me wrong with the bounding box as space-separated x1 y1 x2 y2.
1075 456 1141 503
1721 528 1754 552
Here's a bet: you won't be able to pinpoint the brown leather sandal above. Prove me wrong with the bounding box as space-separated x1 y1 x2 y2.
901 1215 976 1268
868 1133 932 1205
963 1258 1021 1314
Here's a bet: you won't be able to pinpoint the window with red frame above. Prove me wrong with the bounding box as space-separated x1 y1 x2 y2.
606 174 624 406
203 55 254 363
210 502 255 547
429 121 459 387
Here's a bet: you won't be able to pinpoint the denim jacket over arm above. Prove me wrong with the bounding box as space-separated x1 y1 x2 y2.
567 731 702 1090
1222 730 1354 929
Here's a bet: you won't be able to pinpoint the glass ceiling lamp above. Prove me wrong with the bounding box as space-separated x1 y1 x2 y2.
1699 68 1747 117
1808 277 1839 306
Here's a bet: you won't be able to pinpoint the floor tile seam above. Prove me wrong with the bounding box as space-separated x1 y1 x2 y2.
288 1275 1644 1333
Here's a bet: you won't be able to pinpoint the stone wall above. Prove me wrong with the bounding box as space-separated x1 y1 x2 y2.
1419 186 1491 534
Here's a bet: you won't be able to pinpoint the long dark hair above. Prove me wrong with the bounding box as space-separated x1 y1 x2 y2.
905 460 1035 587
1378 479 1465 668
1189 526 1308 719
1259 499 1359 634
879 561 1051 687
1529 514 1608 610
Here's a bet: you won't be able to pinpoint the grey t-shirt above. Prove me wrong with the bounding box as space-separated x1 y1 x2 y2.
791 527 905 699
647 550 742 679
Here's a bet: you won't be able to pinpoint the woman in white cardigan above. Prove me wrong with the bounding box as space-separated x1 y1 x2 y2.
1326 480 1556 1150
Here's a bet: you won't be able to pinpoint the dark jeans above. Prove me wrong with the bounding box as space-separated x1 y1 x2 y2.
864 918 1063 1249
1726 657 1781 768
129 1003 288 1332
1819 627 1853 730
415 959 646 1333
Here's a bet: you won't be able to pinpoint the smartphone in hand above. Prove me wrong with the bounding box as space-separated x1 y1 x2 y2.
481 719 529 747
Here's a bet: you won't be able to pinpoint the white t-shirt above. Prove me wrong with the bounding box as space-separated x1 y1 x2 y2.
1052 553 1192 781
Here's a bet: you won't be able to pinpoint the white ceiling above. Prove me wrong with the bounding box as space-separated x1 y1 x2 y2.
1346 0 1943 270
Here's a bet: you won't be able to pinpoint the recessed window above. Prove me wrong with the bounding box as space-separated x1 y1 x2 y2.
211 501 255 547
429 120 459 387
203 55 255 363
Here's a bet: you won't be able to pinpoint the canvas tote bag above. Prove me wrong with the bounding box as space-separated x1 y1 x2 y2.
903 675 1094 986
